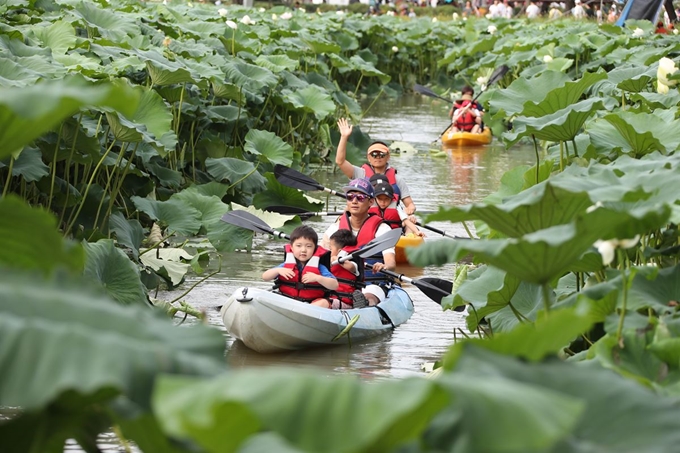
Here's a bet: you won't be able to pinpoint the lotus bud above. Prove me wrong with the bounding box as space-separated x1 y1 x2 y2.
163 36 172 47
632 27 644 37
218 8 227 16
392 46 399 52
226 20 237 29
336 10 345 15
594 240 616 265
674 29 679 35
281 11 293 19
487 25 497 34
187 2 192 6
259 7 265 12
272 13 278 20
452 12 459 19
585 201 603 213
543 55 553 63
432 17 437 22
656 57 678 94
240 15 254 25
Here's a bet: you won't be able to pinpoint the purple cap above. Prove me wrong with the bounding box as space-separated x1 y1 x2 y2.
342 178 375 198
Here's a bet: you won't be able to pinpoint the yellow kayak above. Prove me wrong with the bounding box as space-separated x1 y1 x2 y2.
395 235 424 264
441 127 492 147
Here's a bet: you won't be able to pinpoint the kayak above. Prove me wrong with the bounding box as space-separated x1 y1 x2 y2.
221 286 414 353
441 127 492 147
395 235 424 264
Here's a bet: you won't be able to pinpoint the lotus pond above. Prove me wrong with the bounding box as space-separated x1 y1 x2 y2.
3 0 680 451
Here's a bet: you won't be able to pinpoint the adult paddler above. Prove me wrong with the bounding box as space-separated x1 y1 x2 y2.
335 118 417 215
321 178 396 306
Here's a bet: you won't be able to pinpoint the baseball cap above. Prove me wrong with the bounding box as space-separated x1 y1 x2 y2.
368 174 394 199
342 178 375 198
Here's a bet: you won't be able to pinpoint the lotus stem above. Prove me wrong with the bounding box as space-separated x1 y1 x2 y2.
90 143 128 239
169 256 222 305
354 73 364 97
105 142 139 234
615 248 628 345
2 156 14 198
508 301 531 323
225 162 259 192
532 134 540 182
46 123 64 213
462 221 474 239
571 138 579 158
541 282 551 315
174 83 186 138
559 141 564 172
231 29 235 56
361 87 384 120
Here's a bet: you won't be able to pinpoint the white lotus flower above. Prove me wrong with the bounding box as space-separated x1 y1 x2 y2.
476 76 489 86
432 17 437 22
218 8 228 17
226 20 237 29
280 11 293 20
259 7 265 12
386 10 395 16
452 12 459 19
594 235 640 266
336 10 345 15
585 201 603 213
215 0 221 4
543 55 553 63
632 27 645 37
392 46 399 52
240 14 255 25
463 16 468 21
272 13 278 20
674 29 679 35
656 57 678 94
187 2 193 7
487 25 497 34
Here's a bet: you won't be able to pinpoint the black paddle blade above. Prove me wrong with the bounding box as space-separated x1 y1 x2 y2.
353 228 403 259
274 165 324 192
487 65 510 86
413 84 450 102
221 210 276 236
265 205 313 216
413 277 453 304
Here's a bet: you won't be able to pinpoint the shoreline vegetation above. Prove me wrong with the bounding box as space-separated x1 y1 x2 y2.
2 1 680 451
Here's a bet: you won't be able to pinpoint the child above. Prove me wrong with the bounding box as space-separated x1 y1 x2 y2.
262 225 338 307
329 226 386 309
449 86 483 134
369 175 424 237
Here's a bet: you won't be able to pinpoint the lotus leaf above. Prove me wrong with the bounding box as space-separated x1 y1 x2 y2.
281 85 335 120
243 129 294 167
349 55 390 84
131 196 202 236
73 1 140 41
488 70 570 118
139 247 192 288
138 49 195 87
109 211 144 260
205 157 267 194
602 110 680 155
172 186 231 232
30 20 76 55
253 174 325 213
255 54 298 73
8 146 49 182
223 59 278 92
520 70 607 118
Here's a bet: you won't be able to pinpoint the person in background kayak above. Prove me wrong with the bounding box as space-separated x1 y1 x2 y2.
369 174 424 238
335 118 417 215
321 178 396 307
449 85 483 134
262 225 338 307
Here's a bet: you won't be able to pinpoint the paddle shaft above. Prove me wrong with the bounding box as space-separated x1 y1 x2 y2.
414 84 451 103
368 265 453 304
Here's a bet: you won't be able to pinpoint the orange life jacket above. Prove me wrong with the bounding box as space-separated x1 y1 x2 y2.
276 244 329 302
361 165 401 203
453 100 481 132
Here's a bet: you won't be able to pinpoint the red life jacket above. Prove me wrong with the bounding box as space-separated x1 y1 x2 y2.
361 165 401 203
453 100 480 132
369 205 402 229
338 212 386 281
277 244 329 302
330 246 361 305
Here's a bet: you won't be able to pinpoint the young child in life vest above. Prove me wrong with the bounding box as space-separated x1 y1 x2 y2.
262 225 338 307
449 85 483 134
326 229 362 309
369 176 424 237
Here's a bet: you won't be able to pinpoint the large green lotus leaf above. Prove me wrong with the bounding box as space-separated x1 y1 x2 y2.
211 81 246 105
589 330 669 387
0 272 225 411
108 211 144 260
429 371 582 452
0 57 43 86
72 1 140 41
520 70 607 118
603 110 680 155
327 52 350 69
586 118 641 156
154 369 446 453
348 55 390 84
174 20 225 40
206 219 254 252
252 173 325 213
243 129 294 167
487 70 571 118
105 84 176 151
444 346 680 452
0 75 139 160
53 52 101 73
280 85 335 120
506 98 604 145
203 105 245 124
205 157 267 194
255 54 298 73
30 20 76 55
300 32 341 54
606 63 656 93
411 204 670 284
630 91 680 110
0 196 84 274
223 59 278 92
484 280 546 333
426 182 593 238
190 181 229 199
171 187 230 232
180 57 223 85
9 146 49 182
136 49 195 86
305 71 336 92
130 196 202 236
83 239 148 306
332 90 362 117
139 247 192 288
145 161 182 189
451 266 518 325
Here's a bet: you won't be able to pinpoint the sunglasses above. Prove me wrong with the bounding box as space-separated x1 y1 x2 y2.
369 151 388 158
346 193 371 203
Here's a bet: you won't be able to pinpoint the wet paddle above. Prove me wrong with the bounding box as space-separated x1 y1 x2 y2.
435 65 510 142
274 164 346 199
369 265 454 305
265 205 437 218
271 168 473 240
335 227 402 265
413 84 452 103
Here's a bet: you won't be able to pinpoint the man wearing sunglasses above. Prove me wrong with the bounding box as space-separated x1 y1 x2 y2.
321 178 397 306
335 118 417 215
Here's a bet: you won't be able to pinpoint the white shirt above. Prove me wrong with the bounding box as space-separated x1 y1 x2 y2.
526 3 540 18
322 222 395 256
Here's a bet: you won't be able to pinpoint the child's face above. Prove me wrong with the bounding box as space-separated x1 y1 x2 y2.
329 240 340 256
376 195 392 209
291 237 316 261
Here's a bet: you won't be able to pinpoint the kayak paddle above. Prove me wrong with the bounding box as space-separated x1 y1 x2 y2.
413 84 452 103
274 164 346 199
220 210 290 239
435 64 511 142
334 227 402 265
265 204 438 218
370 265 454 305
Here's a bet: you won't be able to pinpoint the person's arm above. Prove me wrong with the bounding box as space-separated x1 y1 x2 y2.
403 219 425 237
262 265 294 281
335 118 357 179
302 266 339 290
401 196 416 215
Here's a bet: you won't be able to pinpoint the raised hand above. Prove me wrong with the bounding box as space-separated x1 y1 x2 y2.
337 118 353 138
